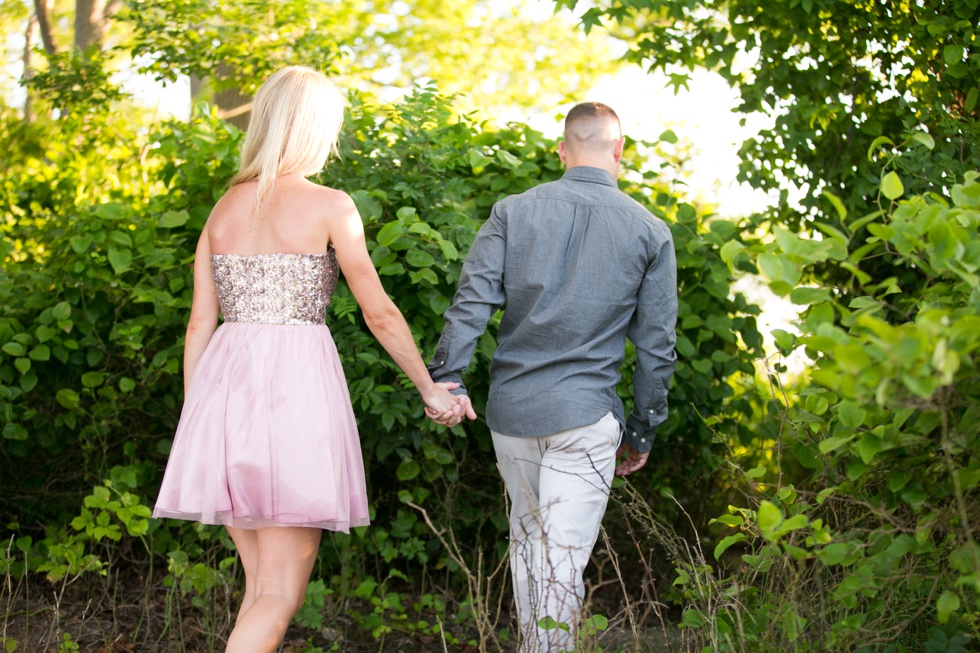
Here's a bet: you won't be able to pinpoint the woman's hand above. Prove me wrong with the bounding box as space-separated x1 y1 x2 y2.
422 383 477 427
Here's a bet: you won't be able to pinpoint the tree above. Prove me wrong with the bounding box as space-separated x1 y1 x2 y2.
117 0 616 120
559 0 980 222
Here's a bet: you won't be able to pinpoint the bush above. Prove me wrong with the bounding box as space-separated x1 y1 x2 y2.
677 170 980 651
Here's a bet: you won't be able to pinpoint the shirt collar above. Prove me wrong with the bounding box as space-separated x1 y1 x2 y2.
561 166 618 187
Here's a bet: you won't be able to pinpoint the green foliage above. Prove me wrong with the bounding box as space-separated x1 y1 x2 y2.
678 171 980 650
120 0 615 114
1 72 761 644
568 0 980 224
0 107 236 525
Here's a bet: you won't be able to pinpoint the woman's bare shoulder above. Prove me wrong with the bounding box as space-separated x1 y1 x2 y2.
308 183 356 208
209 182 254 218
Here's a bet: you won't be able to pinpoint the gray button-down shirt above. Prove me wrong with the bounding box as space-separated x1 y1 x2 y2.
428 166 677 452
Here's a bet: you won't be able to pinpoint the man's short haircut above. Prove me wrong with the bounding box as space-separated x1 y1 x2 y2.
563 102 622 152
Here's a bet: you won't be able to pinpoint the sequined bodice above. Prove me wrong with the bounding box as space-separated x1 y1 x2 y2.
211 250 339 325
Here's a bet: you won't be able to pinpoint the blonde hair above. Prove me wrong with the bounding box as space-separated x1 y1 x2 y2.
229 66 347 207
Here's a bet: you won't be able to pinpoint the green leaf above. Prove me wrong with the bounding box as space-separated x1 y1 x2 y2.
881 171 904 200
966 87 978 113
94 202 124 220
659 129 679 144
52 302 72 321
849 296 879 309
438 240 458 261
847 210 884 233
804 394 829 415
81 372 106 388
757 501 783 539
682 609 705 628
714 533 747 560
936 590 960 623
14 358 30 374
396 460 420 481
468 149 493 170
56 389 80 409
405 250 436 268
819 433 856 454
376 221 404 247
866 135 894 162
711 514 744 527
822 191 848 221
29 345 51 361
107 247 133 274
691 359 713 374
35 325 57 342
911 132 935 150
583 614 608 632
69 235 93 254
2 342 26 357
838 400 866 428
158 210 189 228
118 377 136 393
817 542 851 566
495 150 521 169
854 433 886 464
719 241 745 264
776 513 808 536
790 287 830 305
3 423 28 441
758 253 799 290
395 206 417 221
943 44 964 65
579 7 603 34
772 329 796 350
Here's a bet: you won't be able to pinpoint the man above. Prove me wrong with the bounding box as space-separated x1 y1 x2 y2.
427 102 677 652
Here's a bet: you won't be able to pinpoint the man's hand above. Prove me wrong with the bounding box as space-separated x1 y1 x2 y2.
424 391 477 427
614 443 649 476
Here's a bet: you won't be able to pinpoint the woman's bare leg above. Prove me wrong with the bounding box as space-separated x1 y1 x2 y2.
226 526 259 621
225 526 321 653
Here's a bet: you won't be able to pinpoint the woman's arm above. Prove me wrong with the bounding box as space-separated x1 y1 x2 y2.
328 192 468 421
183 227 220 395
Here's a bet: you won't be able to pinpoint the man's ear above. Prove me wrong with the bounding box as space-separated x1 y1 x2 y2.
612 137 625 163
558 140 567 164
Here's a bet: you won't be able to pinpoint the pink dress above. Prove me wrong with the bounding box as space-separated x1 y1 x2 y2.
153 250 369 532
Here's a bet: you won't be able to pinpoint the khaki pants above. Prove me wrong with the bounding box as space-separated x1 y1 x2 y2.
492 412 620 653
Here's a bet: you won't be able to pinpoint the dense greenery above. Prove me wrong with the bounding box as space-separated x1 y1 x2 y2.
0 47 760 650
566 0 980 219
0 0 977 651
561 1 980 651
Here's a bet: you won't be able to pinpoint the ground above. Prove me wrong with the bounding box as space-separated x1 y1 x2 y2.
1 568 693 652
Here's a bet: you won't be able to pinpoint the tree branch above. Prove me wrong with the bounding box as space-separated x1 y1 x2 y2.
33 0 57 55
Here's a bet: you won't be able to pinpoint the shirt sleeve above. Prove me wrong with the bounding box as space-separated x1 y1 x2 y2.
624 223 678 453
427 204 508 394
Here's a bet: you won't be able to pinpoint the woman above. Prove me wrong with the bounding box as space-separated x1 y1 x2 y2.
152 66 465 652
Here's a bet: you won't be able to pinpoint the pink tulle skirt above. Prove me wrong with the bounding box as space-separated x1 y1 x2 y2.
153 322 369 532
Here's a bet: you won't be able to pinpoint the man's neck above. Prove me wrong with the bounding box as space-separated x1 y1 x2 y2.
565 161 619 178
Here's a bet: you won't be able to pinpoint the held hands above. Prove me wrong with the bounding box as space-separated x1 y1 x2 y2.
422 382 477 427
615 443 650 477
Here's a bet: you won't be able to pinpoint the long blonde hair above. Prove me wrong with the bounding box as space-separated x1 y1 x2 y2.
229 66 347 207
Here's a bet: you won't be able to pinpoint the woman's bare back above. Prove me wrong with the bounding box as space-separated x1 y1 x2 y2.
206 175 349 256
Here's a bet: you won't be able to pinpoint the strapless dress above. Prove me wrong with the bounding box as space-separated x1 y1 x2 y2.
153 250 369 531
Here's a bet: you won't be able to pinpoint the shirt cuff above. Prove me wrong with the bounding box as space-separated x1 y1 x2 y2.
624 413 656 453
426 361 467 396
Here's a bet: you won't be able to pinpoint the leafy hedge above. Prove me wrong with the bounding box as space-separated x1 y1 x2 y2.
675 170 980 651
0 84 761 622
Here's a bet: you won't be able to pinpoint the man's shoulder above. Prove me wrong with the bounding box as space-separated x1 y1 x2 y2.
495 178 565 205
494 175 672 238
